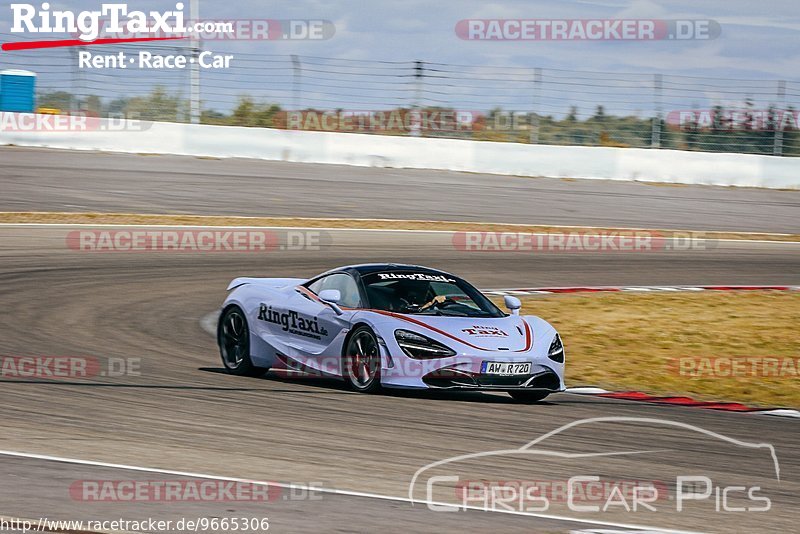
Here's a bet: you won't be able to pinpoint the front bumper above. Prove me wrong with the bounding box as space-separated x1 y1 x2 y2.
421 366 562 390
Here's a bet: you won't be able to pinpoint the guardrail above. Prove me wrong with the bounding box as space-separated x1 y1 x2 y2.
0 115 797 189
3 44 798 157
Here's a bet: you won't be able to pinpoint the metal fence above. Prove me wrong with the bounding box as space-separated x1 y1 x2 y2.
2 34 799 156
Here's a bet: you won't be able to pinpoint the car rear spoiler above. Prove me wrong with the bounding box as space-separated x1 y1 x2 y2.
226 277 307 290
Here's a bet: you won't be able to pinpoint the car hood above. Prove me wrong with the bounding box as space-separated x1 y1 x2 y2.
383 313 534 352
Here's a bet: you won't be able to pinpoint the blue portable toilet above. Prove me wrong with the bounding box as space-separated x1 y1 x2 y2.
0 70 36 112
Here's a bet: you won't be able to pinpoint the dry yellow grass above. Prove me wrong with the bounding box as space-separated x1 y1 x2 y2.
0 211 798 242
509 292 799 408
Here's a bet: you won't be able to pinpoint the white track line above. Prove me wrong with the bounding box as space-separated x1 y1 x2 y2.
485 286 800 295
566 387 612 395
756 409 800 418
0 449 702 534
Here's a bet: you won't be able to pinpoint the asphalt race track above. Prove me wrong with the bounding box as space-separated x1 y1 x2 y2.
1 146 799 233
0 148 799 533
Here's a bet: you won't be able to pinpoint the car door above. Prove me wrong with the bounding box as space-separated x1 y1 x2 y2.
282 273 362 370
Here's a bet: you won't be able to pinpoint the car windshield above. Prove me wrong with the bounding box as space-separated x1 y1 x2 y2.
361 271 504 317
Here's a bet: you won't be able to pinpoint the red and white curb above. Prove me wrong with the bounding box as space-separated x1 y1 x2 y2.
485 285 800 296
566 387 800 418
500 285 800 418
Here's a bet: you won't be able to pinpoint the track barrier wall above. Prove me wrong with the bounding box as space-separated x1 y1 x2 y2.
1 115 797 189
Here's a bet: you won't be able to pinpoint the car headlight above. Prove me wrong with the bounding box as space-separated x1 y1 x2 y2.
548 333 564 363
395 329 456 359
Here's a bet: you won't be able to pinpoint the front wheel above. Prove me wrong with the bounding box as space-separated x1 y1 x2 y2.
508 390 550 403
342 326 382 393
218 306 269 377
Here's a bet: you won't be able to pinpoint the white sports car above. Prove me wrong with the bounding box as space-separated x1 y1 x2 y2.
217 264 565 401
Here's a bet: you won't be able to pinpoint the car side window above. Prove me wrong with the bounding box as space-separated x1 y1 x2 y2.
306 276 326 295
308 273 362 308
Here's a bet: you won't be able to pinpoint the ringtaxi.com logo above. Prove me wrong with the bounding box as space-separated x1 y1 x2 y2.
10 2 188 42
456 19 720 40
9 3 334 42
65 229 330 252
0 356 140 379
452 231 714 253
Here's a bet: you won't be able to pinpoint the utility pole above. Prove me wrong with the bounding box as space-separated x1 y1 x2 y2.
291 55 302 112
189 0 201 124
410 60 423 137
530 67 541 144
71 46 80 113
774 80 786 156
651 73 662 148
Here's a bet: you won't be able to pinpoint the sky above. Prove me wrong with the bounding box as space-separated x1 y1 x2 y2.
130 0 800 80
0 0 797 115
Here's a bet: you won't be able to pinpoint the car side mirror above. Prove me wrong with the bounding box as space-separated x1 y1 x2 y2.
504 295 522 316
318 289 344 315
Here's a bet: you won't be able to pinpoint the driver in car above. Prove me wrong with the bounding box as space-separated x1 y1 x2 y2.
393 280 447 312
419 294 448 311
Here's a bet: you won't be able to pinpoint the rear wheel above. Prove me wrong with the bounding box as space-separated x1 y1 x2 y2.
218 306 268 377
508 390 550 403
343 326 382 393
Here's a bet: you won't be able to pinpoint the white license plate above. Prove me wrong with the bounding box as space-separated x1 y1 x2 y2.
481 361 532 375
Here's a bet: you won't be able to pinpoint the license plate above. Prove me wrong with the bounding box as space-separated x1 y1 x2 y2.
481 361 532 375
